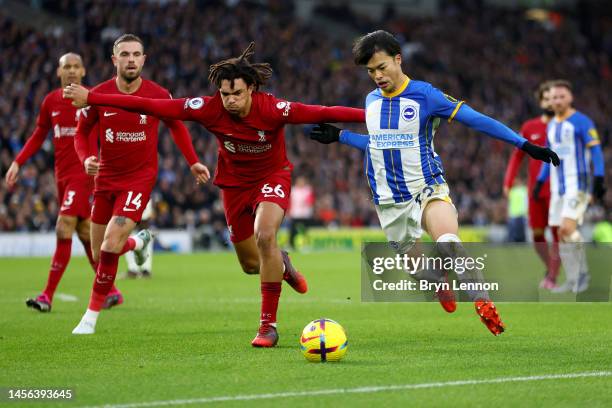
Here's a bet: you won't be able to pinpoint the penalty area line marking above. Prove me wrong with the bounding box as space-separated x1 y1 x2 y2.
81 371 612 408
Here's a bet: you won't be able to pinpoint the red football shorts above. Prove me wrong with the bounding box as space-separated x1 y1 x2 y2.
91 186 152 225
528 195 550 230
222 169 292 243
57 176 94 219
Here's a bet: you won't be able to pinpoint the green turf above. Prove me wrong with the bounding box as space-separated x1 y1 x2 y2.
1 251 611 408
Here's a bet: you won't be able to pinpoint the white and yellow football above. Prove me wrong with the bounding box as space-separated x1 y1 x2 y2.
300 318 348 362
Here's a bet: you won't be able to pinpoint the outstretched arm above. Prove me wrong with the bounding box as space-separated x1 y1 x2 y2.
427 85 558 165
309 124 369 151
340 130 369 151
454 105 559 165
63 84 202 122
454 105 526 147
284 102 365 124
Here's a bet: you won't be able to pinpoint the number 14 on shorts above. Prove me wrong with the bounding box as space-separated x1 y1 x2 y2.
123 191 143 212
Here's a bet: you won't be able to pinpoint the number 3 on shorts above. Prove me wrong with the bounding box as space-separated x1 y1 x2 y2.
123 191 143 211
63 191 76 207
261 183 285 198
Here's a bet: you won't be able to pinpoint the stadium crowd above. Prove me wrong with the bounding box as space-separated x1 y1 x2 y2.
1 0 609 235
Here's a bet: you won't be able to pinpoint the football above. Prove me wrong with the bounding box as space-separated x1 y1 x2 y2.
300 318 348 362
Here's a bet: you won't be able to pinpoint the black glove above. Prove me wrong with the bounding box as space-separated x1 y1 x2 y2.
521 142 560 166
309 123 341 144
532 180 544 200
593 176 606 200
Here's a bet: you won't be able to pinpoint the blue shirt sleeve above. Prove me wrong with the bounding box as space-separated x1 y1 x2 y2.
590 144 605 177
453 104 527 148
537 162 550 182
339 130 369 151
579 115 600 146
426 85 464 121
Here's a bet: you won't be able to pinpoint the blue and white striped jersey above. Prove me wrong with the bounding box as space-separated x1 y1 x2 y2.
546 111 600 196
364 78 464 205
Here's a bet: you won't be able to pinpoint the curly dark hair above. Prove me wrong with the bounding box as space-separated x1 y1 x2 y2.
208 42 273 90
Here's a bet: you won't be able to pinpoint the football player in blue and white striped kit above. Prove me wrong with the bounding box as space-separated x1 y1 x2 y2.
310 30 560 336
533 80 606 293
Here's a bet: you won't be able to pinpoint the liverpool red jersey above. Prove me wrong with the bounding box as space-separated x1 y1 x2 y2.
504 116 550 197
87 90 365 188
15 88 90 183
76 78 172 191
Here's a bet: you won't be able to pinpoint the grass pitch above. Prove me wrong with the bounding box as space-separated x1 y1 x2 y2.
1 251 611 407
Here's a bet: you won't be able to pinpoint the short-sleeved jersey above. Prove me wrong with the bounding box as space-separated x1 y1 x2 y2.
79 78 170 191
16 88 87 182
180 92 296 188
364 78 463 205
547 111 599 196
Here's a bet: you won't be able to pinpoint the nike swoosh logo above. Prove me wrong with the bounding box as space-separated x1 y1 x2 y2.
104 112 118 117
301 334 320 343
263 194 279 198
122 207 137 212
51 111 61 117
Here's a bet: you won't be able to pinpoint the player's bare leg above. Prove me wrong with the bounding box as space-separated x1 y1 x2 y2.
73 216 148 334
234 237 260 274
249 202 285 347
90 222 106 265
422 199 505 336
88 221 123 309
546 226 562 284
404 241 455 313
553 217 587 293
26 215 77 312
234 229 307 292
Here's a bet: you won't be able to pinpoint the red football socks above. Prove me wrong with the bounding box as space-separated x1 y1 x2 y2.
88 250 119 312
548 227 562 280
260 282 282 326
120 237 137 255
533 232 550 269
42 238 72 302
81 240 119 293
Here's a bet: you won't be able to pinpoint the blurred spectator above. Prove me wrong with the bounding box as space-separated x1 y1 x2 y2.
506 178 528 242
0 0 609 232
288 176 315 249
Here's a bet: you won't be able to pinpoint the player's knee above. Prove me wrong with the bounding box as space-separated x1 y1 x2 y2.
91 248 100 264
435 233 466 258
101 234 126 253
561 229 582 243
239 258 259 275
55 217 75 239
255 228 277 253
76 223 90 243
532 228 545 240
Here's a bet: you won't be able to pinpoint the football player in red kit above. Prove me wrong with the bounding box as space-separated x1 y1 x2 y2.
4 53 123 312
503 81 561 289
70 34 209 334
64 42 365 346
